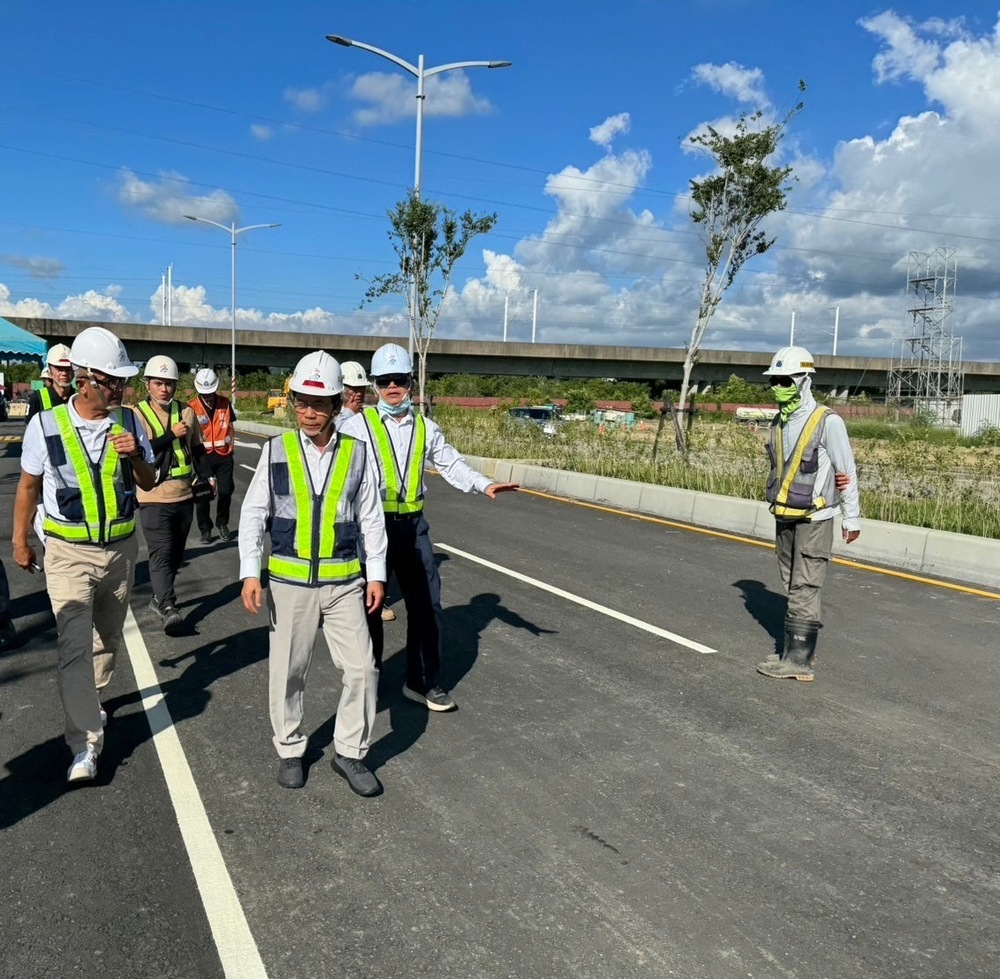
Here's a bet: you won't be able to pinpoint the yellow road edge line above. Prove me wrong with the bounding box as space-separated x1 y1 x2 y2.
517 488 1000 602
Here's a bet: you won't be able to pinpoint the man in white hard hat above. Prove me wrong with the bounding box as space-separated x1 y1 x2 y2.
133 355 214 635
341 342 519 712
756 345 861 682
189 367 237 544
12 326 155 783
337 361 369 425
26 343 75 422
239 351 387 795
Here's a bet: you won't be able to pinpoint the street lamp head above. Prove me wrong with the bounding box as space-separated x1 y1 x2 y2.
183 214 198 221
488 61 513 69
326 35 353 47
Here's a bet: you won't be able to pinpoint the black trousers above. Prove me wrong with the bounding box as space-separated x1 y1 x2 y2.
369 513 443 692
139 500 194 609
195 454 235 533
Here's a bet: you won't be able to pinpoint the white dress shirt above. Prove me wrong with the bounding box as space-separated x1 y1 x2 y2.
340 409 492 497
238 428 387 582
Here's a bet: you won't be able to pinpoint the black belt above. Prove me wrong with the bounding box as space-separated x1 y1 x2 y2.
384 511 420 521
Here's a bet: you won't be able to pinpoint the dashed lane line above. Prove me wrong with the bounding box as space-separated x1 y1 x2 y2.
436 542 716 654
123 609 270 979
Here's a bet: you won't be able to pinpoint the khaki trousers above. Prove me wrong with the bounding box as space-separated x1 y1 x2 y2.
774 518 834 622
267 577 377 761
46 534 138 755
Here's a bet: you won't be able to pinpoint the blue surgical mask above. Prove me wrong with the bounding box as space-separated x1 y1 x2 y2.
377 396 412 418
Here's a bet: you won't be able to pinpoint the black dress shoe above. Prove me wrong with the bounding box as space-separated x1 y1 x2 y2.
217 524 234 542
277 758 304 789
199 532 213 545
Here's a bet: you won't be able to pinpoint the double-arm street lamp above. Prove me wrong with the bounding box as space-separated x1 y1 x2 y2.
326 34 511 358
183 215 280 406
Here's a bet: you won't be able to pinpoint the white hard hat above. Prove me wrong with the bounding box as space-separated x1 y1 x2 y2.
144 354 179 381
370 342 413 378
194 368 219 395
763 345 816 376
46 343 73 367
70 326 138 378
340 361 368 387
289 351 343 397
40 366 52 380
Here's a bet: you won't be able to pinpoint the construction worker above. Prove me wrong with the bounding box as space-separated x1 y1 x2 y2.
239 351 387 795
12 326 154 783
189 368 237 544
341 342 519 712
756 346 861 682
133 356 214 635
26 343 74 422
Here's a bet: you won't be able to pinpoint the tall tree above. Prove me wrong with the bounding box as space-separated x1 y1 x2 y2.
670 84 805 454
361 191 497 409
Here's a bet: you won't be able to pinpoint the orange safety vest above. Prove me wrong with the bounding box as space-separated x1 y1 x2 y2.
189 395 234 457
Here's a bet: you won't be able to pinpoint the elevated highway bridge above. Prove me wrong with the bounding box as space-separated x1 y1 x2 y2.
10 316 1000 396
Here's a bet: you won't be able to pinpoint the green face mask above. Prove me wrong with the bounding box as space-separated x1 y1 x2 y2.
771 385 799 405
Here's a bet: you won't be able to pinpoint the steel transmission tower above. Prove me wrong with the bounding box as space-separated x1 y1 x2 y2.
887 248 964 425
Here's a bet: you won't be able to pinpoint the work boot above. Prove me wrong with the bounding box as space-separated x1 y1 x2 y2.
332 754 382 797
757 617 819 682
756 649 781 670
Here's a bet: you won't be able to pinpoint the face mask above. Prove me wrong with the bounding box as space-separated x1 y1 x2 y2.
377 396 412 418
772 381 801 421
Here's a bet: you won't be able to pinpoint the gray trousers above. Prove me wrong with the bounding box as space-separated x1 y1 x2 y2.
267 577 377 761
774 518 834 622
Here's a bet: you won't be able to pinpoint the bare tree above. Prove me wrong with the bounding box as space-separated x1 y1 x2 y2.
361 191 497 410
669 84 805 454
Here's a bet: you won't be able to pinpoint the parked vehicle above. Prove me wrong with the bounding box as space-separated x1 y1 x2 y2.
509 404 560 436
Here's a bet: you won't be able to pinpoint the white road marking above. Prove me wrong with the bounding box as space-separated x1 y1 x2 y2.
123 609 270 979
240 464 256 472
436 543 716 654
234 439 261 449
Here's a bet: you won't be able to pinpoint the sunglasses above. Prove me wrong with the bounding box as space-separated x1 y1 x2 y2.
89 372 126 390
769 376 797 388
374 374 411 389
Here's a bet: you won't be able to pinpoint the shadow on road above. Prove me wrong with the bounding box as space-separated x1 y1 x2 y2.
733 578 786 656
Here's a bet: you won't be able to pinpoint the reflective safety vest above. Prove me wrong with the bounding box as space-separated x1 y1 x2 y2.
39 405 137 544
765 406 837 520
189 395 234 457
362 406 426 515
267 431 364 586
136 400 193 480
40 388 55 411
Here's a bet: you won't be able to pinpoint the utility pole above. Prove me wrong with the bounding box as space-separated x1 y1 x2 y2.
531 288 538 343
503 294 509 342
789 310 796 346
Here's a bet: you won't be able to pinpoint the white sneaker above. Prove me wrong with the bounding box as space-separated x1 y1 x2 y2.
67 749 98 783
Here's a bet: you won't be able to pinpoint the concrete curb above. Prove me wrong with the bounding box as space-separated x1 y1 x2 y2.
463 455 1000 592
235 421 1000 591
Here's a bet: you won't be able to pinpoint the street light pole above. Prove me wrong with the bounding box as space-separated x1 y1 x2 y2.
326 34 511 360
183 215 280 407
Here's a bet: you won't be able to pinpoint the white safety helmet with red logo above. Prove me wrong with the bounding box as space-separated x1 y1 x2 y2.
763 346 816 376
194 368 219 395
289 351 343 397
69 326 138 378
144 355 179 381
46 343 73 368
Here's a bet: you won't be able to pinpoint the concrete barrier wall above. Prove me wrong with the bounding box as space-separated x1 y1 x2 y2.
238 422 1000 591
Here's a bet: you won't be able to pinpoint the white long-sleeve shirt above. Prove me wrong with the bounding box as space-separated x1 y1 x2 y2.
340 409 493 496
778 390 861 533
238 429 387 582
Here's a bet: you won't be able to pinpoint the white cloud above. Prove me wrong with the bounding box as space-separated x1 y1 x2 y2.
283 85 331 113
0 255 64 279
117 169 239 226
250 123 274 140
590 113 630 150
0 282 130 322
691 61 769 107
348 71 493 126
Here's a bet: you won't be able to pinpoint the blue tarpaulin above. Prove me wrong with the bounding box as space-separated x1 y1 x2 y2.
0 317 46 359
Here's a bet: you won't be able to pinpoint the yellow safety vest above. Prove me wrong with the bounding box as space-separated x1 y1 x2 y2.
362 406 426 515
136 400 193 479
766 406 833 520
267 431 364 586
39 405 137 544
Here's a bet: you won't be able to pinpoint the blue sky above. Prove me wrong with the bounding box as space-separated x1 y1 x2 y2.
2 0 999 359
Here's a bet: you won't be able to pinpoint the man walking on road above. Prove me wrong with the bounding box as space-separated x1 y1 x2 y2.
12 326 154 783
341 342 518 713
188 368 236 544
25 343 75 422
134 355 214 635
239 351 387 795
756 346 861 682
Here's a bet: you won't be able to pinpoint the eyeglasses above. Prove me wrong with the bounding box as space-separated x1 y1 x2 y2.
89 372 126 390
374 374 411 389
769 376 797 388
293 399 333 415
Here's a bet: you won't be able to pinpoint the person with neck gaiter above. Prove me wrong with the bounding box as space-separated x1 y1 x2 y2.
757 346 861 682
341 342 519 713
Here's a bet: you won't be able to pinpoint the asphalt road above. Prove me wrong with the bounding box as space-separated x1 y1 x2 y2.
1 417 999 979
